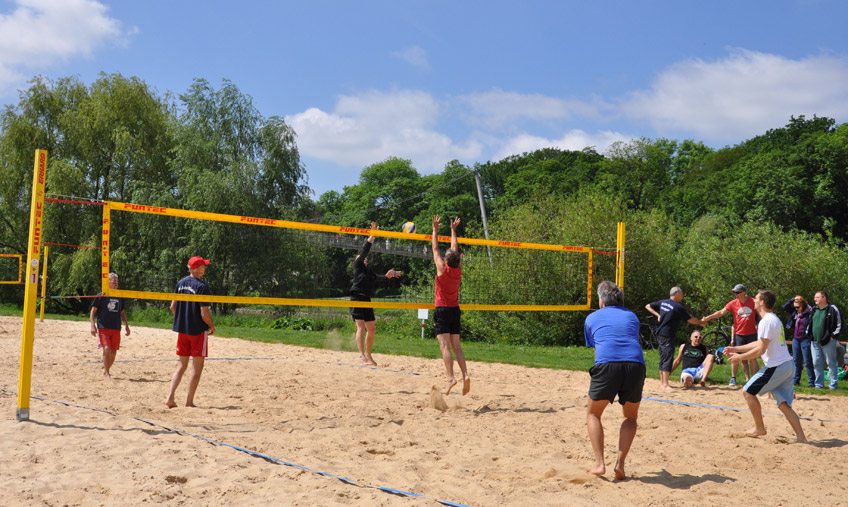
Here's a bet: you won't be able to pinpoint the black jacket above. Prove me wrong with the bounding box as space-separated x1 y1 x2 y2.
804 303 842 346
350 241 387 296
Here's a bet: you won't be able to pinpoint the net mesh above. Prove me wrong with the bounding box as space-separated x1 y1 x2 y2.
0 254 22 284
103 202 599 310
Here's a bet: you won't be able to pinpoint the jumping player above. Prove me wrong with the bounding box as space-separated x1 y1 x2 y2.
349 221 402 366
431 214 469 395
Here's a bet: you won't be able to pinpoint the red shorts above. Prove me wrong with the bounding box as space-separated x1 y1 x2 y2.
176 331 208 358
98 328 121 350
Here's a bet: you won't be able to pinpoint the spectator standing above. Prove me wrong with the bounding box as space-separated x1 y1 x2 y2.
782 295 814 387
805 290 842 390
703 284 759 386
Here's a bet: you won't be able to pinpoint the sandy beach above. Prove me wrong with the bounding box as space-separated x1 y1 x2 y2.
1 315 846 506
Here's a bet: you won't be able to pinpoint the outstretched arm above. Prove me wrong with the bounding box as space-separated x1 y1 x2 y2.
702 307 729 322
368 221 378 244
432 215 445 275
450 217 460 252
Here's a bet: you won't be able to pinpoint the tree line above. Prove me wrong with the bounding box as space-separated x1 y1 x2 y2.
1 74 846 345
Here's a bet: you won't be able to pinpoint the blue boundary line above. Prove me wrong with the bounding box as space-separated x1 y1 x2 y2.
1 387 469 507
643 396 848 423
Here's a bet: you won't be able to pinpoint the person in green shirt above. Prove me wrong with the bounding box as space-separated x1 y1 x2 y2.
805 290 842 389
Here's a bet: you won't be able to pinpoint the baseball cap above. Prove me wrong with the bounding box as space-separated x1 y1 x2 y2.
188 256 211 269
732 284 747 294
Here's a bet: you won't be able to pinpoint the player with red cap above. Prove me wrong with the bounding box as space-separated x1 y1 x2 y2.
165 255 215 408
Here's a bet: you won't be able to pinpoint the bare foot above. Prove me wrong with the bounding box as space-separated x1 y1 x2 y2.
366 356 378 366
360 355 371 365
661 384 673 391
613 460 626 480
186 402 197 408
700 380 706 387
445 378 457 395
103 372 112 381
587 464 605 476
165 400 177 409
746 428 767 438
462 377 471 396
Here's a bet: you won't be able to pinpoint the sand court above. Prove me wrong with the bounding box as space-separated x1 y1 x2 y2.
2 315 847 506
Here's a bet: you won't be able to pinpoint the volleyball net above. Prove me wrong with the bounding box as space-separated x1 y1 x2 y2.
0 254 23 284
99 200 615 311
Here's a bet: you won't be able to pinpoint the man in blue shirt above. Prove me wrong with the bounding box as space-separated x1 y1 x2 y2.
165 256 216 408
584 281 645 480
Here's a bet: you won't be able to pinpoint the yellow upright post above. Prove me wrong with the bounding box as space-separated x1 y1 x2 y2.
18 149 48 422
39 244 49 321
101 205 111 293
615 222 626 290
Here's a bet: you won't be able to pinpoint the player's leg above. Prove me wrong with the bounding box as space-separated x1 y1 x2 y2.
777 402 808 443
166 356 190 408
586 398 609 476
353 319 368 363
741 390 767 436
436 332 456 394
449 333 470 395
364 320 377 365
614 401 640 480
185 356 205 407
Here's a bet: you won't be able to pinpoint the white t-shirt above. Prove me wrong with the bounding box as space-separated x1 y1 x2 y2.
758 312 792 367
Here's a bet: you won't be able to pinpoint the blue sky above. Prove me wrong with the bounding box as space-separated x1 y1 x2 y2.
1 0 847 197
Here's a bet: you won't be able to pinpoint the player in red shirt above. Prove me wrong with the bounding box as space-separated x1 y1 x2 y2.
703 284 759 385
431 214 469 396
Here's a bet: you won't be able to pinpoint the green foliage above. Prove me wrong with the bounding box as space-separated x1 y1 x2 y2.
269 315 314 331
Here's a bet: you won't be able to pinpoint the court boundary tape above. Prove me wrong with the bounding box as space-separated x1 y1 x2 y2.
643 396 848 424
1 387 469 507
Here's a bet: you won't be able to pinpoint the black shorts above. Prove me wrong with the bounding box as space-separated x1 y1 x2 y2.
588 361 646 405
349 293 375 322
434 306 461 335
734 333 757 347
657 333 675 372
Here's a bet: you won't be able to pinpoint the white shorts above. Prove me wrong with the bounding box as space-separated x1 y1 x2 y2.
681 365 704 383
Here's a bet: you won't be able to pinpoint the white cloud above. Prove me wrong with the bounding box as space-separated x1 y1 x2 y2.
0 0 128 95
492 130 632 162
391 45 430 71
287 90 482 173
622 49 848 142
460 88 608 128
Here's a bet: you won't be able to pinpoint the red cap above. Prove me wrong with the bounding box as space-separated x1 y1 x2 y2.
187 256 210 269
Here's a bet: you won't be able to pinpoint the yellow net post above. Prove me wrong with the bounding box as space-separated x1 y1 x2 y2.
38 244 49 321
615 222 626 289
17 149 47 422
101 205 111 293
